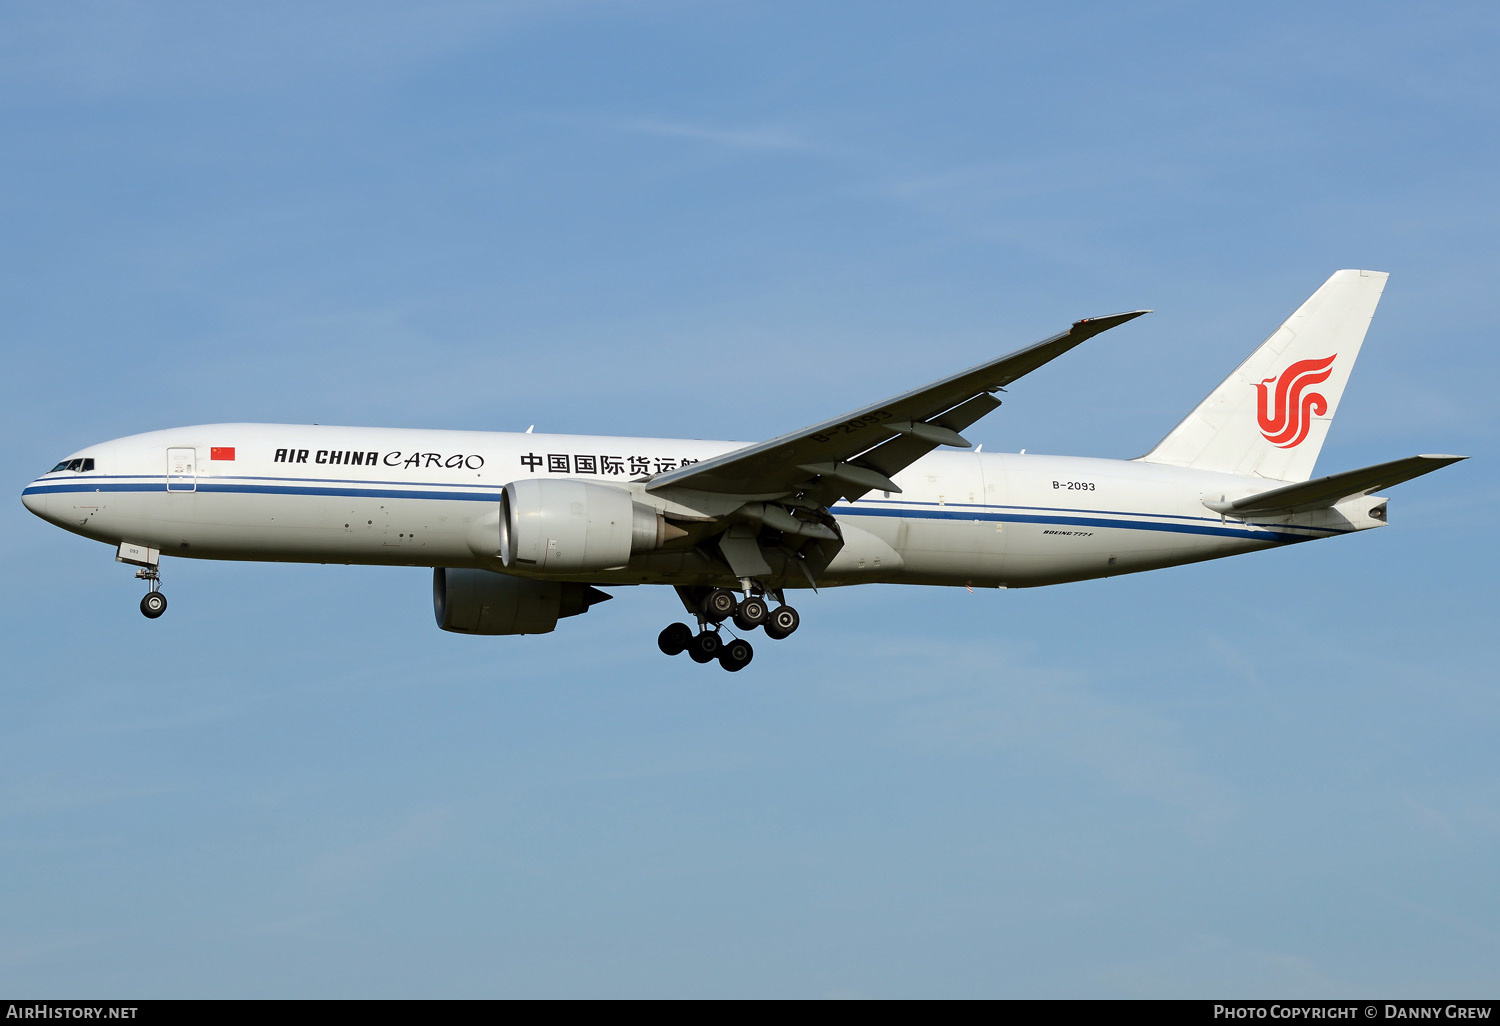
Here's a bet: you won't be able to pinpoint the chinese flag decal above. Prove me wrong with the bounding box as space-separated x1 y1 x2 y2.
210 447 236 461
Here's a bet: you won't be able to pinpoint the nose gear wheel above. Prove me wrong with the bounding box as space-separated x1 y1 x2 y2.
135 566 166 619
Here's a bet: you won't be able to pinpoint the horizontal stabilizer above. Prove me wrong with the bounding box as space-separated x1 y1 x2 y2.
1204 454 1466 517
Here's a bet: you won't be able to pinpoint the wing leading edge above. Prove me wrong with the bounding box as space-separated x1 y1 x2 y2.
647 309 1151 505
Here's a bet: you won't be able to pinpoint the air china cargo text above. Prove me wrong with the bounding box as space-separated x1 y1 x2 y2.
272 449 484 470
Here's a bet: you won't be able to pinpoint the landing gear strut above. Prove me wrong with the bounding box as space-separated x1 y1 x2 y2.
136 566 167 619
656 585 801 671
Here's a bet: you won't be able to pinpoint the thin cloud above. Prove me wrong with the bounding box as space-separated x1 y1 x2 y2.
0 1 556 99
304 807 454 893
618 117 827 154
1099 934 1344 997
824 633 1237 829
1356 882 1500 948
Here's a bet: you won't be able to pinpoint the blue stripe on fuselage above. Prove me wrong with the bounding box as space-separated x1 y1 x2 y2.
22 476 1336 543
830 503 1319 543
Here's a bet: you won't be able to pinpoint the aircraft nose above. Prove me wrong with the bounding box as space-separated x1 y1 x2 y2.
21 485 50 520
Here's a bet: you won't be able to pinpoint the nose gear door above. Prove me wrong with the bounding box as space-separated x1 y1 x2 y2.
167 447 197 492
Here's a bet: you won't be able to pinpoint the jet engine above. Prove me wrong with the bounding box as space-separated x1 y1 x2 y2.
499 479 678 574
432 567 611 635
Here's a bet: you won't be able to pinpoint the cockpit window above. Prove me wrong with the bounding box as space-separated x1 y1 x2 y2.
48 458 95 473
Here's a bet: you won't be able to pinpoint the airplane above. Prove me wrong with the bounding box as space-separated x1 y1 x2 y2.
20 269 1465 672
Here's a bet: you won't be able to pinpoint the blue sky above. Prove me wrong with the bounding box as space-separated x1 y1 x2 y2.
2 1 1496 998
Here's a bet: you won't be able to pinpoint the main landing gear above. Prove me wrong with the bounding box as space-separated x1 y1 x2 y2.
657 587 800 672
137 566 167 619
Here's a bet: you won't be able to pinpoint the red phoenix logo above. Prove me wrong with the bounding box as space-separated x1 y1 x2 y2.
1254 355 1336 448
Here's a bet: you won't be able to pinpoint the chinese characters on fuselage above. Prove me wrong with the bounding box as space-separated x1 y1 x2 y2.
519 453 699 476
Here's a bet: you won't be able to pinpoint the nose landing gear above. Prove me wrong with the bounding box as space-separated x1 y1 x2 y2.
136 566 167 619
116 542 168 620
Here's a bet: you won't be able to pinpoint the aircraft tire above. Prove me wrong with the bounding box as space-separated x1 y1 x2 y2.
719 638 753 672
658 622 693 656
701 588 737 623
766 605 798 639
688 630 722 664
733 596 769 631
140 592 167 619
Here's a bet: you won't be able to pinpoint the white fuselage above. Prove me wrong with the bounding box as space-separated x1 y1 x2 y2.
20 423 1382 591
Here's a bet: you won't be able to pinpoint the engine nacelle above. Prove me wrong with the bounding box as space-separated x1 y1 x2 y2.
499 478 668 574
432 568 610 635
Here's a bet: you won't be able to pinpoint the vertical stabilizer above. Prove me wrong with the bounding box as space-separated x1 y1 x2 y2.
1138 269 1388 482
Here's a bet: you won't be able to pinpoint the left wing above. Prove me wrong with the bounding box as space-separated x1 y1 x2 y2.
647 310 1150 506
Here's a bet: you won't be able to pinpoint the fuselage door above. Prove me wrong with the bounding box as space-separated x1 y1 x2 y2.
167 447 197 492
